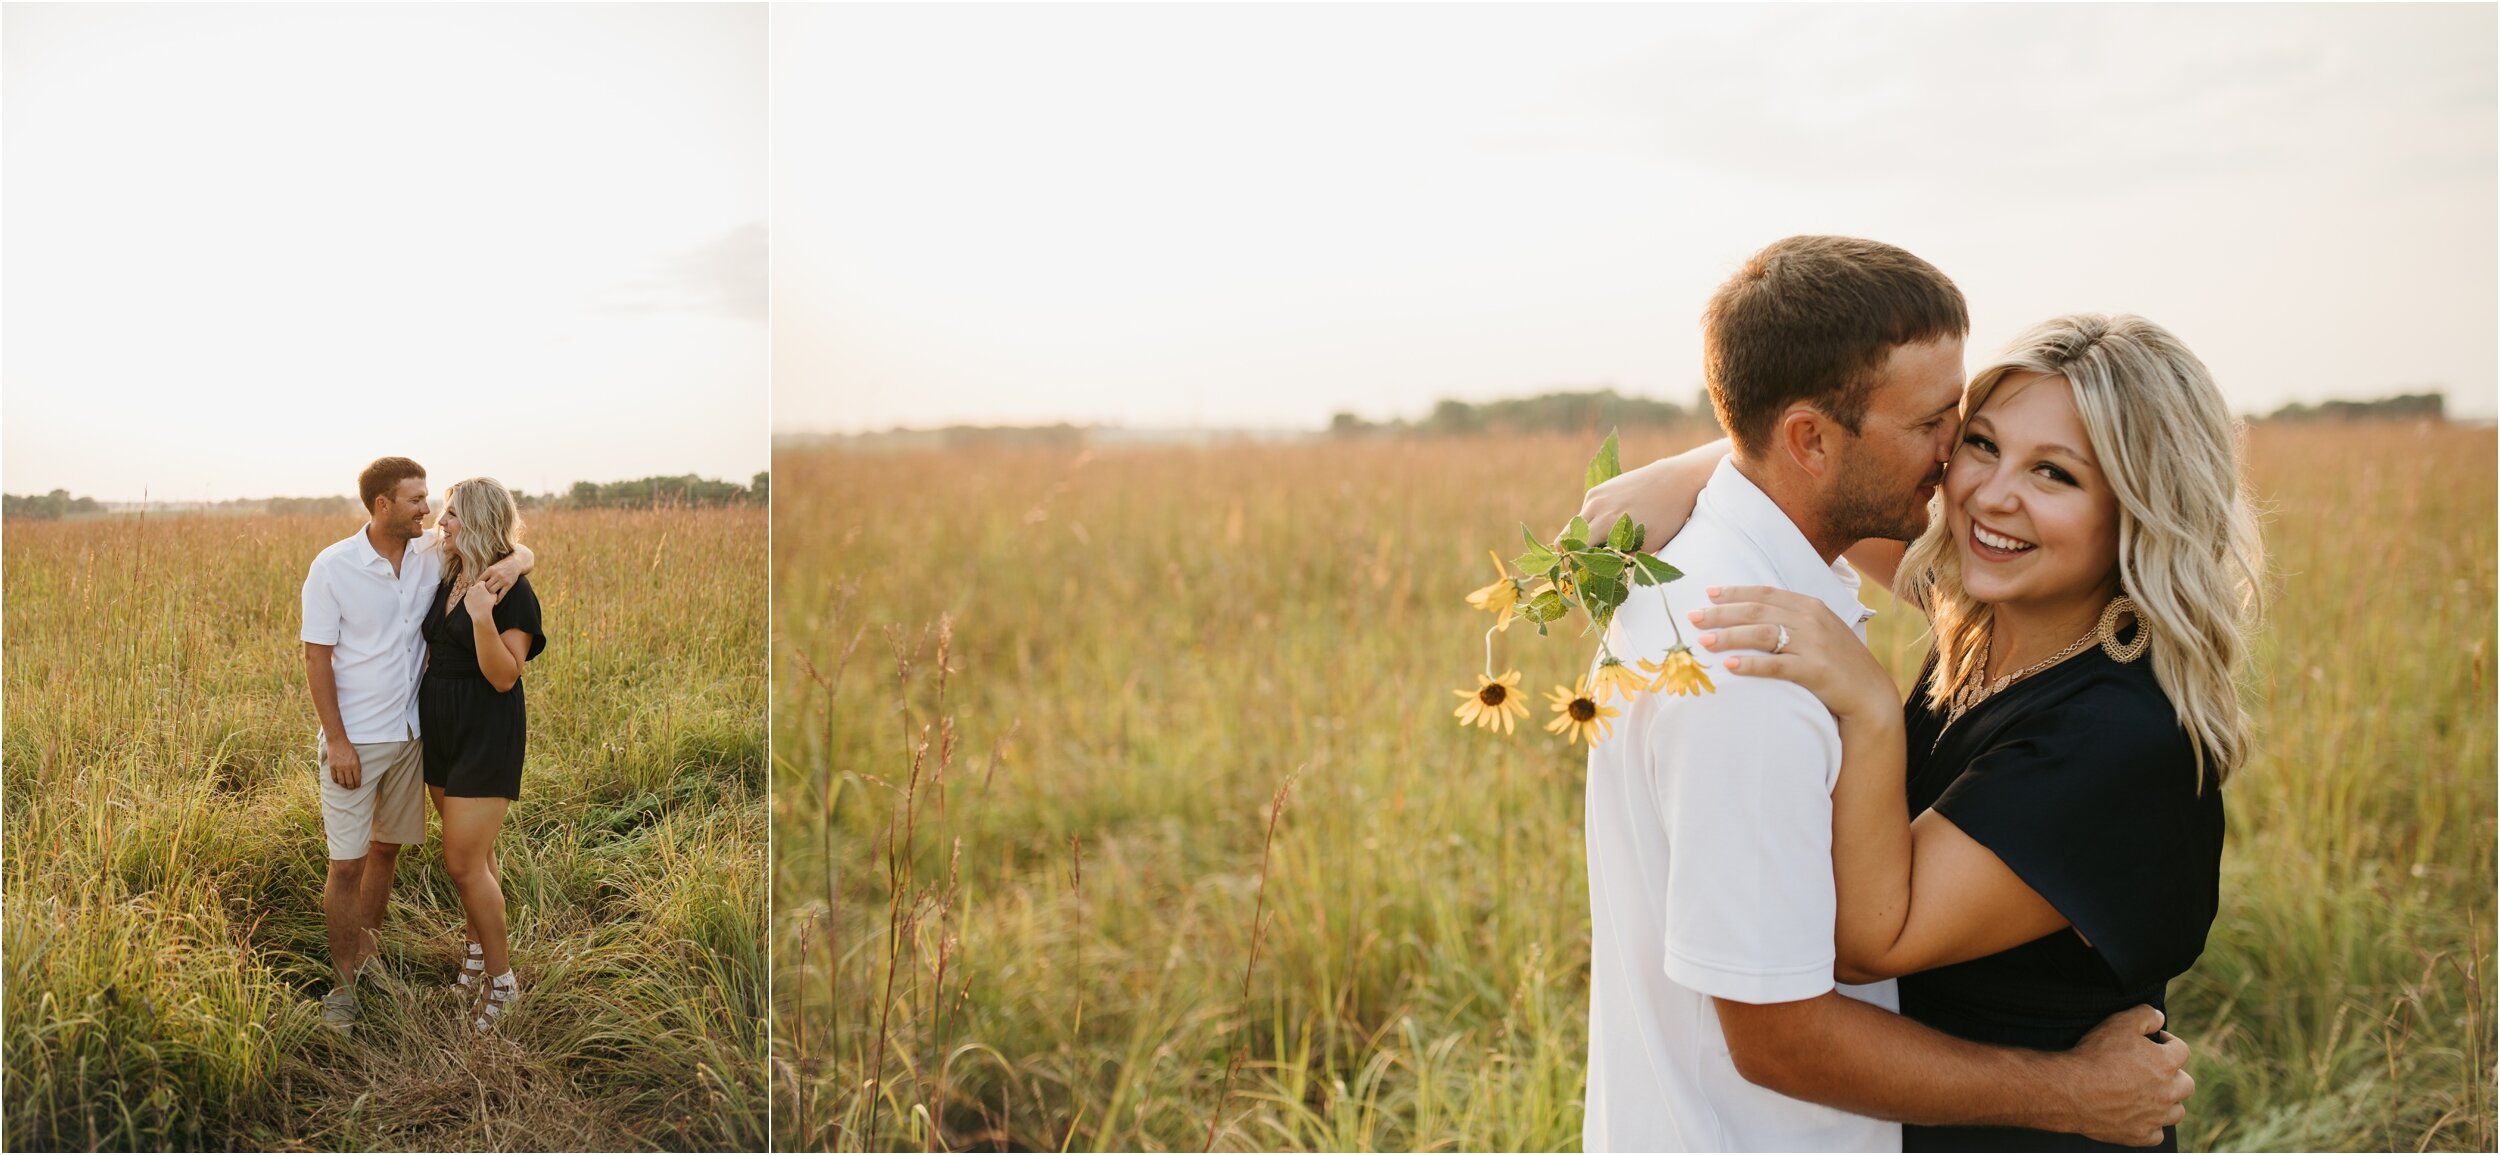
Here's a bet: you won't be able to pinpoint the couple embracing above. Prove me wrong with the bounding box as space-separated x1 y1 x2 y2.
1577 236 2260 1151
301 457 548 1035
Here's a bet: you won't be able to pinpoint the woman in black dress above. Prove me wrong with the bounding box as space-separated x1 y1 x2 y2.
421 476 546 1033
1689 314 2262 1150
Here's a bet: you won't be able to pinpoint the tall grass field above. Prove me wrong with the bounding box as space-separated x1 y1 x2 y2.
776 422 2495 1152
4 506 769 1150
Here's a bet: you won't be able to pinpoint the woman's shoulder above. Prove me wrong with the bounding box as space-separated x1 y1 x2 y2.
496 572 545 626
2008 656 2212 796
2058 653 2178 722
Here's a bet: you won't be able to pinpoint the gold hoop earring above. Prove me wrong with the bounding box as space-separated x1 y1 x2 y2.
2098 596 2148 663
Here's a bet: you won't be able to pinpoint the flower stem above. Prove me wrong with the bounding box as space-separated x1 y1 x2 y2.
1658 582 1689 649
1483 623 1499 680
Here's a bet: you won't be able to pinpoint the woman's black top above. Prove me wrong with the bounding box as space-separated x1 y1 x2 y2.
418 574 546 800
1896 634 2224 1153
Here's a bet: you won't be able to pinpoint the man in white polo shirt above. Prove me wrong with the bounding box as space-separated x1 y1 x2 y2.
301 456 529 1032
1580 237 2192 1149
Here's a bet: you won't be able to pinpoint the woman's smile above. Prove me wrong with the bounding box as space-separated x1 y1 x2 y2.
1965 518 2037 562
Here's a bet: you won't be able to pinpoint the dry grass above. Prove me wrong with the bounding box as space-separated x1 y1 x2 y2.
4 506 768 1151
774 422 2495 1152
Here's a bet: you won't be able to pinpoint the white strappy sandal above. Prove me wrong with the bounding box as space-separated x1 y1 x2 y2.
455 940 485 991
474 970 518 1033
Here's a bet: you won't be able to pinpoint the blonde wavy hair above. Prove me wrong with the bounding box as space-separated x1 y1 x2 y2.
442 477 524 606
1897 314 2265 787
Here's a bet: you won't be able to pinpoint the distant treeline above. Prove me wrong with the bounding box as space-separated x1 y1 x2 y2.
552 472 770 510
1331 389 1707 438
267 496 363 516
802 387 2469 455
807 424 1092 453
803 392 1715 454
2 490 105 520
3 492 361 520
2 472 769 520
2260 392 2445 423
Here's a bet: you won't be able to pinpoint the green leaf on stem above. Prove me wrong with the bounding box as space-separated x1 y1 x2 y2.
1524 588 1570 623
1559 515 1590 553
1519 524 1557 567
1631 553 1684 587
1581 573 1628 612
1585 428 1623 492
1608 513 1641 552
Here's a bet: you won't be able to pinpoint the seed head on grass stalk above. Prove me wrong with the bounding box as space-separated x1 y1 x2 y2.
1205 771 1296 1152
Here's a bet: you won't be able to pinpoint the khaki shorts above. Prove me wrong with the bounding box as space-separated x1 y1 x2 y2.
317 735 428 861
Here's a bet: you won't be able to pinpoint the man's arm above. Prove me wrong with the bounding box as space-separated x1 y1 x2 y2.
304 643 360 789
1576 437 1727 547
1718 995 2190 1147
476 542 534 598
1840 538 1907 592
300 564 361 788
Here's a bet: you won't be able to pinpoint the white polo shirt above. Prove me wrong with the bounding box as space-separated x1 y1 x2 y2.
1583 457 1900 1153
300 525 442 743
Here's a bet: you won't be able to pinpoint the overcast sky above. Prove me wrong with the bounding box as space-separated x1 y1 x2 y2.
772 3 2496 433
5 4 766 502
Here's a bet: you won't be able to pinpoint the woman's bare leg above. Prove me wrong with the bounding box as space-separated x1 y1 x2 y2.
438 794 513 976
432 785 470 948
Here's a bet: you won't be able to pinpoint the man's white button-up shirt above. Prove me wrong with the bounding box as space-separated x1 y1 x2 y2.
1583 456 1900 1153
301 525 442 743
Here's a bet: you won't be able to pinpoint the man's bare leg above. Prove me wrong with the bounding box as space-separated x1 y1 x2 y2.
323 856 370 985
350 840 402 974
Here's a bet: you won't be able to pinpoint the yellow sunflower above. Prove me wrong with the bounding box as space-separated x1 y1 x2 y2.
1464 550 1524 631
1638 646 1716 697
1544 679 1620 746
1453 669 1530 734
1590 656 1647 703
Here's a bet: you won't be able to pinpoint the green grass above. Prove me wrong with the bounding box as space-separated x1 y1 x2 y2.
4 507 769 1151
775 423 2495 1152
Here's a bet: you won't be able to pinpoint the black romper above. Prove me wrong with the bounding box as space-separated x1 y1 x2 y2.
1897 634 2225 1153
419 574 546 800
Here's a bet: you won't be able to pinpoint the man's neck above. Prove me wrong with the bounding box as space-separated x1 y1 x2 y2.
1728 452 1853 564
364 521 410 572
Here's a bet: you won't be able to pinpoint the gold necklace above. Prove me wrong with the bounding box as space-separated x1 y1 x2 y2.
1932 595 2141 751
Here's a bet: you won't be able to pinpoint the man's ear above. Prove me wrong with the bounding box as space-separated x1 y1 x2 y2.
1775 404 1834 479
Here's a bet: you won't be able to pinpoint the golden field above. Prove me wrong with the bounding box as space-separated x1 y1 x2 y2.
3 506 768 1150
775 422 2495 1152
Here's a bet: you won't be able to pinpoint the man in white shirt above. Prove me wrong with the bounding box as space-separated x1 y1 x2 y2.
1580 237 2192 1149
301 456 528 1031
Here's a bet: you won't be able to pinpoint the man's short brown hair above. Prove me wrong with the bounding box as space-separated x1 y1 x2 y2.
1703 236 1968 456
358 457 426 513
